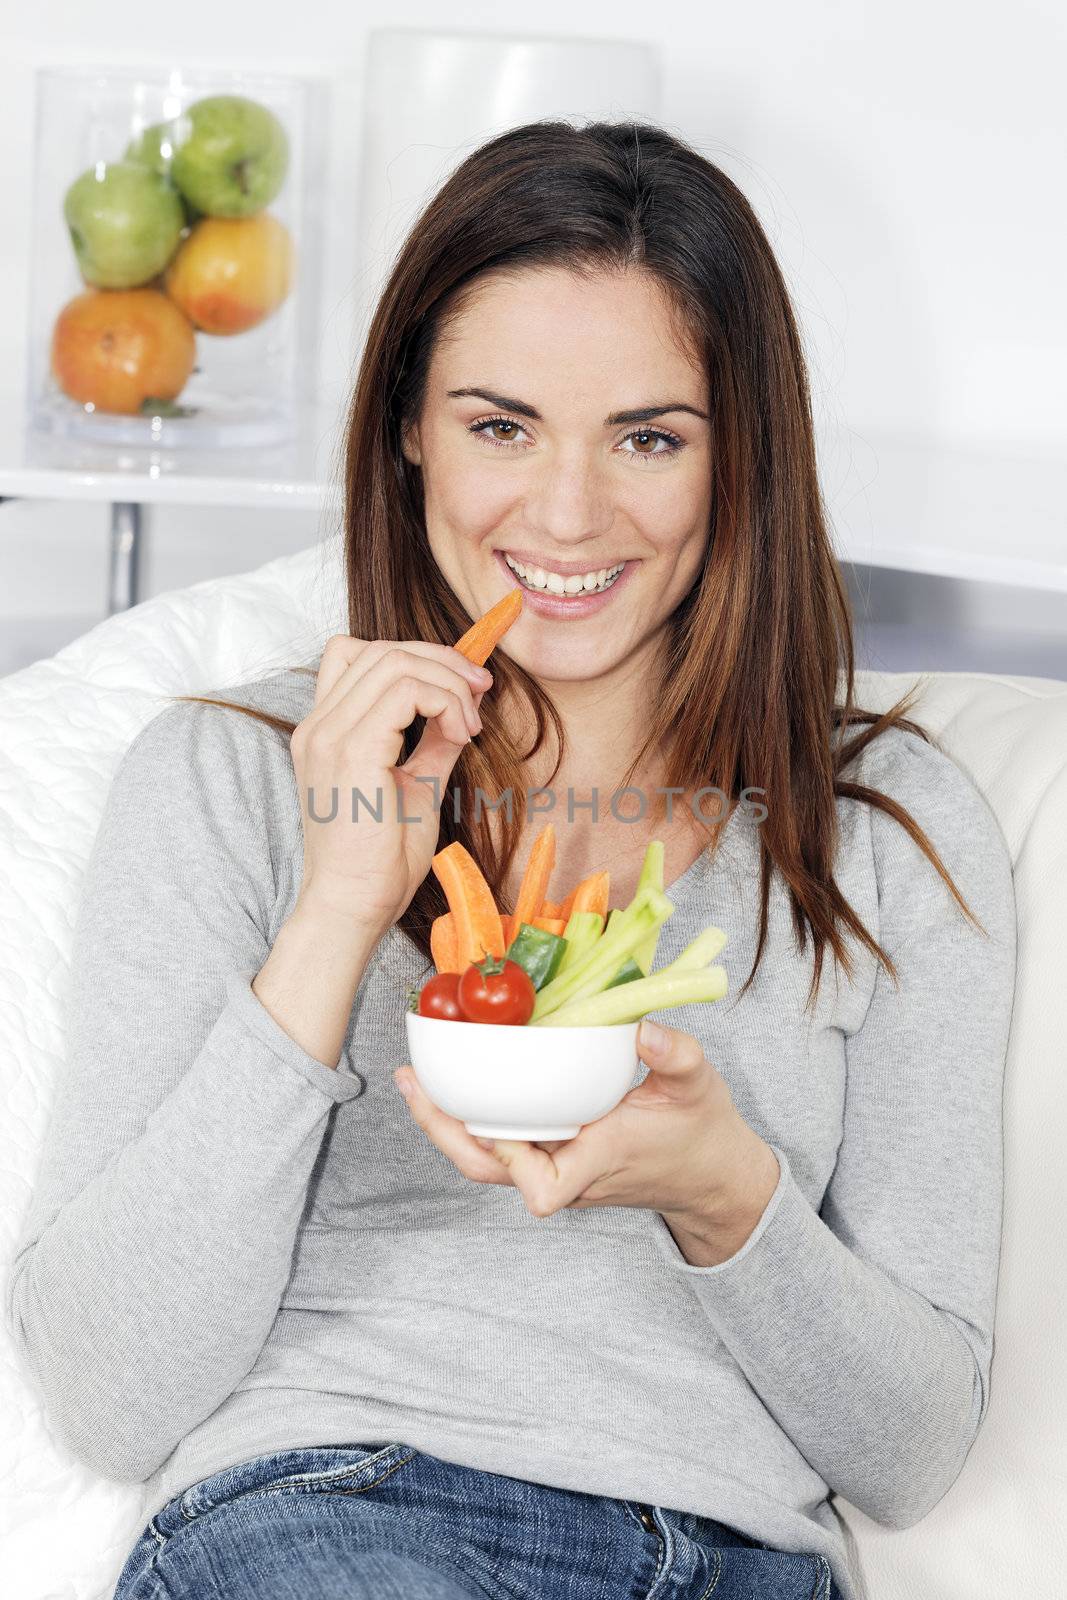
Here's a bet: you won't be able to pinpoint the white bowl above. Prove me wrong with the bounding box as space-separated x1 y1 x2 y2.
404 1011 641 1140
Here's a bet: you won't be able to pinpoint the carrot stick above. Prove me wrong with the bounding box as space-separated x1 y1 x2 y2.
430 912 461 974
539 899 563 919
431 841 505 965
566 870 610 920
454 588 523 666
511 824 556 936
502 914 516 948
532 917 567 936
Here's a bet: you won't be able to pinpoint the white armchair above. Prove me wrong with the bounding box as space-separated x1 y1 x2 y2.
2 536 1064 1599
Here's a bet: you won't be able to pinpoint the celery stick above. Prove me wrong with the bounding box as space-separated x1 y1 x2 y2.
666 926 728 971
556 911 604 975
530 886 674 1020
531 965 728 1027
633 840 665 974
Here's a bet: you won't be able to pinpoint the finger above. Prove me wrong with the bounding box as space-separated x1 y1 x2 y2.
311 652 482 762
313 634 366 707
632 1019 731 1118
636 1018 708 1081
394 1068 515 1185
330 649 485 742
313 639 492 724
490 1133 607 1217
399 681 491 790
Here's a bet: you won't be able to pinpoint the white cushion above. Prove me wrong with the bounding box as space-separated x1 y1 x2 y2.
1 535 1063 1599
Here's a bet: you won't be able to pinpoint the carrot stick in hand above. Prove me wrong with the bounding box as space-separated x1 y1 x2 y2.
454 588 523 666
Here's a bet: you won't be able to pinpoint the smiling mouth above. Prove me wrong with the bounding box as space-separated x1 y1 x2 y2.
502 552 626 596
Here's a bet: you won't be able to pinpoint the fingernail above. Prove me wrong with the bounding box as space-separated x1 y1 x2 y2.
639 1019 668 1054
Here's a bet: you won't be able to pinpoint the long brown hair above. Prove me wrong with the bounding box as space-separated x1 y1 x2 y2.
174 118 984 1010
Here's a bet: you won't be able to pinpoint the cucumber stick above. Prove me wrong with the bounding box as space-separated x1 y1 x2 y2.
532 964 728 1027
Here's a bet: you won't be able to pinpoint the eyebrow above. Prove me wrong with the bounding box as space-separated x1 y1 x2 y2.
446 386 709 426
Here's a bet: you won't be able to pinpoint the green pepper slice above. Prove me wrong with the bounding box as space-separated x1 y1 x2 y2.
505 922 568 991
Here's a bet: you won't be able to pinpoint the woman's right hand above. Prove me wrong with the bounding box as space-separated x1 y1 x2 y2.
289 634 492 940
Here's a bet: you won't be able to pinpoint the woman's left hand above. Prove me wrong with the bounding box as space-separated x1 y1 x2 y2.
393 1016 781 1266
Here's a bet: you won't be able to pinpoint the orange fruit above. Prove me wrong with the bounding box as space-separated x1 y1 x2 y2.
163 212 294 335
50 288 196 415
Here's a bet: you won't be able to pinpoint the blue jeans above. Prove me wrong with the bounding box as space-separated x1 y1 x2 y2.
113 1442 843 1599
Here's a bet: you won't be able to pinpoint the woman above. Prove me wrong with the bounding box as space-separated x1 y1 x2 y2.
6 121 1016 1600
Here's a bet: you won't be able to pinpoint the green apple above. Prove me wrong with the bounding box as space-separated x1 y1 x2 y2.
124 119 202 226
170 95 289 218
62 161 186 289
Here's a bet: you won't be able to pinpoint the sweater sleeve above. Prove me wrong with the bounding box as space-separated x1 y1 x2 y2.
3 694 366 1485
647 729 1018 1530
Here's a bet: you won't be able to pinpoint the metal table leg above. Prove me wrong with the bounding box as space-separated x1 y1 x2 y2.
108 501 142 613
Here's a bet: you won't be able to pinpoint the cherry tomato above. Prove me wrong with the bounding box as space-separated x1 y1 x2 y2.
417 971 467 1021
457 955 536 1026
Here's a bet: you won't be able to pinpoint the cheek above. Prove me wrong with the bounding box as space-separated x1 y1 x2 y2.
628 464 710 543
425 458 516 542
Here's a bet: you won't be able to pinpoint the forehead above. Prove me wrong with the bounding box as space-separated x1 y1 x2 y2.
433 266 705 404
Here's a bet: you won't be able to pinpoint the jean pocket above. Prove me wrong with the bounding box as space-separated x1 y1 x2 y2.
177 1442 416 1522
713 1545 835 1600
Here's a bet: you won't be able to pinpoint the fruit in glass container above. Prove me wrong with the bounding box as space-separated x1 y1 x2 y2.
124 119 203 227
171 95 289 218
163 213 294 334
50 288 196 415
63 161 186 290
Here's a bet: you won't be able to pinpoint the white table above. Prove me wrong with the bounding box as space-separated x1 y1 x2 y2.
0 393 342 614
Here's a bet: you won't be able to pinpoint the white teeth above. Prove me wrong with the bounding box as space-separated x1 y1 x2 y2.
503 553 625 596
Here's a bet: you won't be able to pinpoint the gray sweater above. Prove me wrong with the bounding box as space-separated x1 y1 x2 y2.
4 667 1017 1600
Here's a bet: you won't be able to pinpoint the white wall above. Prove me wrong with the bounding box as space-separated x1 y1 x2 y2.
2 2 1064 674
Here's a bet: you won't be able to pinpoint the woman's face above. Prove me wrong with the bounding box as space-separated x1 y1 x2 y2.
401 265 712 684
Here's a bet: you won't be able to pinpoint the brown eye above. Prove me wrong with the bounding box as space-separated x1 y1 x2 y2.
469 416 526 448
620 426 682 462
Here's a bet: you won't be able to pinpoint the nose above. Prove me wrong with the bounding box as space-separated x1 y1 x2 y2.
521 449 615 548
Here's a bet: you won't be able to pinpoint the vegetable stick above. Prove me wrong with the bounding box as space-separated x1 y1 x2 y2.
530 887 674 1020
531 916 567 936
556 911 603 975
633 840 665 974
430 912 461 974
431 841 506 965
567 870 610 920
453 588 523 666
670 926 728 969
539 899 564 919
511 824 556 935
531 964 728 1028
